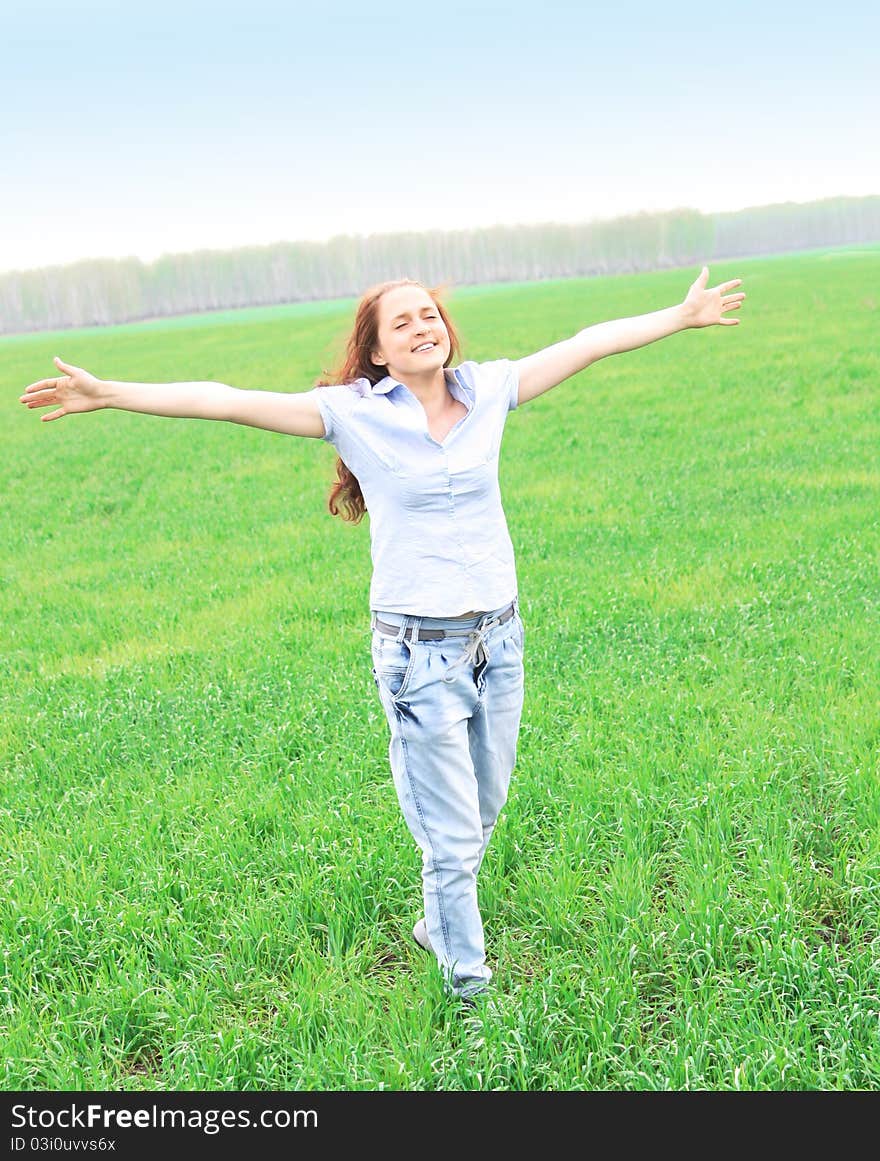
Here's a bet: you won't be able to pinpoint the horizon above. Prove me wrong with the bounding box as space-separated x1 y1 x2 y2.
3 196 877 281
4 0 878 276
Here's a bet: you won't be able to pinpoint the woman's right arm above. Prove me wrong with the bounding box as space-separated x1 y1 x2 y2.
19 357 326 439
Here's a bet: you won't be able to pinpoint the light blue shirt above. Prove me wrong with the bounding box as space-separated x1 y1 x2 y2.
310 359 520 616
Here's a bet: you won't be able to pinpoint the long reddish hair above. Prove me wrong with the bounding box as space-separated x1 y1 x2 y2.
315 279 462 523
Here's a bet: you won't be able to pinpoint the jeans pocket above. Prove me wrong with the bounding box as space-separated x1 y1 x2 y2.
514 611 525 650
372 634 416 701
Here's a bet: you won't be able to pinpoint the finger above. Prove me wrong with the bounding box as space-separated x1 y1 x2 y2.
694 265 709 286
42 408 66 421
719 318 740 326
20 387 57 405
719 279 743 292
22 378 55 393
721 301 742 311
54 356 77 374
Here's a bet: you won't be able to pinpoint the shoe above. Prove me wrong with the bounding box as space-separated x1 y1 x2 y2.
412 917 433 954
459 990 500 1018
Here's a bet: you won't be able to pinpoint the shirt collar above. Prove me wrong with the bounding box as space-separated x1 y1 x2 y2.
370 366 462 397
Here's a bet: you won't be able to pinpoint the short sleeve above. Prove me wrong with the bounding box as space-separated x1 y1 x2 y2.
469 358 519 412
306 386 338 445
502 358 520 412
303 383 369 473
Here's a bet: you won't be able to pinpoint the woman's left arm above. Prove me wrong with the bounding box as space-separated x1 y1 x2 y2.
514 266 745 406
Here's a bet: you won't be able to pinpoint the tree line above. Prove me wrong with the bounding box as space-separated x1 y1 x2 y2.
2 196 877 335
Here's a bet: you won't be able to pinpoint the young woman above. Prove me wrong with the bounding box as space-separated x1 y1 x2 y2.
19 267 745 1006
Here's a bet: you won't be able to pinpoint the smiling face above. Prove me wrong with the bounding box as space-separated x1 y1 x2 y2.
370 285 451 381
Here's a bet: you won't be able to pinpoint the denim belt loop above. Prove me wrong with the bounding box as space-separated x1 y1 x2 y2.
397 614 415 644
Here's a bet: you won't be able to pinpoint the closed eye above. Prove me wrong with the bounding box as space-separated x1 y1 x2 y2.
394 314 438 329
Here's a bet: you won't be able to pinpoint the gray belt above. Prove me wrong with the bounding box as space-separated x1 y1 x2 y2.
373 600 517 677
372 600 516 642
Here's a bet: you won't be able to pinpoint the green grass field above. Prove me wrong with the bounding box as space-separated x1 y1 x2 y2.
2 248 878 1090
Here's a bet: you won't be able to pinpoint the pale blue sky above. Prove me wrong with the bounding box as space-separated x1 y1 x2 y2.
3 0 877 274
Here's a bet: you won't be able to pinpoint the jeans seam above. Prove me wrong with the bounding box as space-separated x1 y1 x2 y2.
393 704 453 967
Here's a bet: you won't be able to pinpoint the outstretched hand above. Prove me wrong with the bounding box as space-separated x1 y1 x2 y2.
19 357 106 421
682 267 746 328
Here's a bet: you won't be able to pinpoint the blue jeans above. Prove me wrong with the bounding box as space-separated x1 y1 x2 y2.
370 597 525 998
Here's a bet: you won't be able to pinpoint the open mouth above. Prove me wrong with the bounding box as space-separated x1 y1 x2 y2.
412 342 436 353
